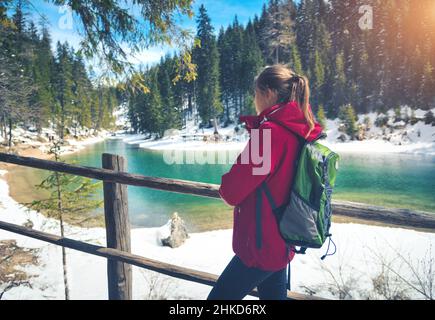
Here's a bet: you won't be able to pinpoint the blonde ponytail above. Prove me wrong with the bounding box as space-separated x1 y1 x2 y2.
290 75 314 138
255 64 315 139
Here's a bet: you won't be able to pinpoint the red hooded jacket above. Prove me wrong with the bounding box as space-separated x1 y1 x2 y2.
219 100 323 271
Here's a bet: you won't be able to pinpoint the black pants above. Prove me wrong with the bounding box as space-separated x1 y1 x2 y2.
207 255 289 300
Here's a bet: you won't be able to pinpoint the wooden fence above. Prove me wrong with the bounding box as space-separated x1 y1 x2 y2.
0 152 434 300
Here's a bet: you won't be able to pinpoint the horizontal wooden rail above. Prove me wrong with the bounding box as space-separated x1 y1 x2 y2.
2 152 435 230
0 220 324 300
0 153 219 198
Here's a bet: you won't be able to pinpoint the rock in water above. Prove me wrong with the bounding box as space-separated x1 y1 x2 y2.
161 212 189 248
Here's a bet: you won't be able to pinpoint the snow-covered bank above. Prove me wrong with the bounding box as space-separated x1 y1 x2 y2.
322 107 435 155
139 139 247 152
322 140 435 155
112 123 249 152
112 106 435 155
2 125 111 161
1 169 434 300
44 133 109 156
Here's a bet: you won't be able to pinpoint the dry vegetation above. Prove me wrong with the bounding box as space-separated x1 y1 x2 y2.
0 239 38 299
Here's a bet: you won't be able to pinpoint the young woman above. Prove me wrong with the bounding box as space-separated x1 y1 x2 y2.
207 64 323 300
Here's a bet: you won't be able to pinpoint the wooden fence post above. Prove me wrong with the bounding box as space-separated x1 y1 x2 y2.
102 153 132 300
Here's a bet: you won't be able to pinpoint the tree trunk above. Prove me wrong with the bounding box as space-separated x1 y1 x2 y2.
60 101 65 140
225 98 229 123
1 115 7 144
213 117 219 135
8 118 12 148
239 94 242 116
97 87 103 130
54 151 70 300
275 45 279 64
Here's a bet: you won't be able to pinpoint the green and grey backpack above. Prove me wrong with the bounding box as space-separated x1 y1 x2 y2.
258 119 340 259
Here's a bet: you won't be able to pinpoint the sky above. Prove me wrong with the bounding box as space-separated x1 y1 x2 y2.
27 0 269 67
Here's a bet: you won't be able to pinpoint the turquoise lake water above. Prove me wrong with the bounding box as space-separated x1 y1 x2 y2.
14 139 435 231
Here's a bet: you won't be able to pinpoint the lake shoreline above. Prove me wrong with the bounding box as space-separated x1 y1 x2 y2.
113 132 435 155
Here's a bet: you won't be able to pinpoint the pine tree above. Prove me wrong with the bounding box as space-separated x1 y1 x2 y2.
240 20 264 115
290 45 303 75
0 6 34 146
317 104 327 130
339 104 358 140
30 24 55 131
1 4 118 141
101 87 117 130
418 61 435 110
330 52 347 118
72 54 93 133
217 26 233 123
157 55 181 131
256 3 270 61
295 0 316 70
424 111 434 125
53 42 74 139
193 5 222 127
135 68 164 136
167 54 184 129
312 50 325 107
29 140 102 300
229 16 245 116
261 0 296 64
12 0 25 37
355 43 372 113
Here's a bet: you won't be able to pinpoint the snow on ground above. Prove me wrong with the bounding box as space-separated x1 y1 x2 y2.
138 138 247 152
1 169 434 300
113 102 130 130
110 106 435 155
52 134 109 156
322 107 435 155
9 125 111 157
109 117 250 152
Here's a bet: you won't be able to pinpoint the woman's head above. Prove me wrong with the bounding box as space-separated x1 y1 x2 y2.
254 64 315 137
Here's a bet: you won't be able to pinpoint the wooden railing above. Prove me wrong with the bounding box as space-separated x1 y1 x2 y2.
1 152 434 300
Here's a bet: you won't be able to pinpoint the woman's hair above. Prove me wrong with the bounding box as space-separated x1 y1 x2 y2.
254 64 315 138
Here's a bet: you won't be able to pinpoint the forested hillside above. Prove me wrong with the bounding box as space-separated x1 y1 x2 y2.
127 0 435 137
0 2 119 146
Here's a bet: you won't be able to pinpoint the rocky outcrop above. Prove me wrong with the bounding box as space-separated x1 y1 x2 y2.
161 212 189 248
